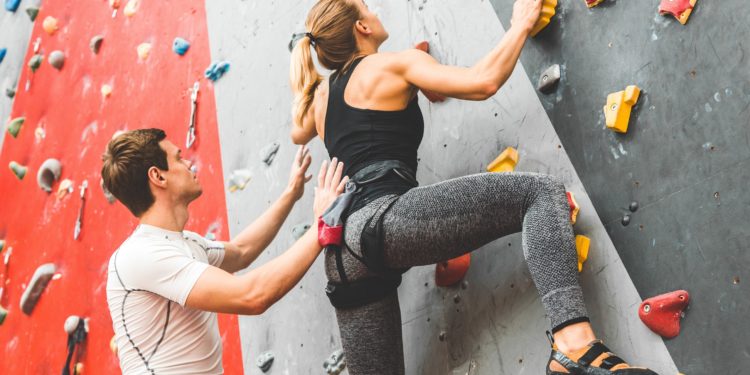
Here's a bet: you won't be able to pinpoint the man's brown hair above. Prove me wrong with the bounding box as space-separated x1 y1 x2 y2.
101 128 169 217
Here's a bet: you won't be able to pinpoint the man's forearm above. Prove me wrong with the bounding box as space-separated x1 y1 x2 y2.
230 189 297 267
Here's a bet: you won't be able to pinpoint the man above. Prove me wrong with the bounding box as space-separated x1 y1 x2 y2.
102 128 346 374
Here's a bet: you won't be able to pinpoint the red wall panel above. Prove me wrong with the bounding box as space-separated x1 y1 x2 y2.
0 1 242 373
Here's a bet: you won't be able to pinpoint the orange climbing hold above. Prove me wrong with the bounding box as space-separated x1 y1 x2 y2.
659 0 697 25
486 147 519 173
575 235 590 272
42 16 59 35
435 253 471 287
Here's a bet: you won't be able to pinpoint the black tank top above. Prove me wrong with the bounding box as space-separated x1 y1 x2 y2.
324 56 424 211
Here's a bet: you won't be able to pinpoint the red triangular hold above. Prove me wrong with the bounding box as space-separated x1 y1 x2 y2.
639 290 689 339
435 253 470 287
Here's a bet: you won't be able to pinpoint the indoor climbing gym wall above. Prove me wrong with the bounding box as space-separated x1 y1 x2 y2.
1 0 746 374
0 0 242 373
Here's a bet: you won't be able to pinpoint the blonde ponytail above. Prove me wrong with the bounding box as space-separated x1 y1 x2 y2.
290 36 322 127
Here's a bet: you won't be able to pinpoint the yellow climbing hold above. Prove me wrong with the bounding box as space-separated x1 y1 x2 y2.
530 0 558 37
604 85 641 134
575 235 590 272
124 0 139 16
137 42 151 60
486 147 519 173
101 84 113 98
42 16 59 35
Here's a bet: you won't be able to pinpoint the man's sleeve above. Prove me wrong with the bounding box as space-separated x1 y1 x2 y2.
183 231 225 267
118 244 209 307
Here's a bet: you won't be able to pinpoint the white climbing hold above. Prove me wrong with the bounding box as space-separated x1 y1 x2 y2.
57 179 74 199
35 126 46 142
256 351 274 372
48 50 65 70
137 43 151 61
37 158 62 193
101 84 112 98
123 0 139 16
64 315 82 334
227 169 252 192
323 349 346 375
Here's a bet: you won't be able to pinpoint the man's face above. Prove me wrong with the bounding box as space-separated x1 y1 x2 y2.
158 139 202 204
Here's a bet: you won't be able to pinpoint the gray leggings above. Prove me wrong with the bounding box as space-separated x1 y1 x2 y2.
324 172 588 375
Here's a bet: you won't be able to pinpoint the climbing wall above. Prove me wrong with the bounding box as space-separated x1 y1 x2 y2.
0 0 242 373
205 0 680 373
487 0 749 373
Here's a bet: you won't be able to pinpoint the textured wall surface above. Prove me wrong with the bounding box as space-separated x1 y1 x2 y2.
206 1 678 374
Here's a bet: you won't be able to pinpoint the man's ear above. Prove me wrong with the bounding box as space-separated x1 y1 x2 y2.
147 166 167 187
354 20 372 36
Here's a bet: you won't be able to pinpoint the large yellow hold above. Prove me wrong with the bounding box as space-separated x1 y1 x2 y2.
575 235 590 272
530 0 558 37
604 85 641 133
486 147 519 173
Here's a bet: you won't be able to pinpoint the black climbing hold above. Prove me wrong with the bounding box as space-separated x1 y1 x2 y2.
621 215 631 226
90 35 104 54
537 64 561 94
26 7 39 21
5 87 15 98
629 201 639 212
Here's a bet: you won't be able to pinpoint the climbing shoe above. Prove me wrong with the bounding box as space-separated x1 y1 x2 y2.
546 334 659 374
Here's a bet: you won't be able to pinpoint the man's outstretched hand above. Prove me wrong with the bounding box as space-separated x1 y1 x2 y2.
286 145 313 201
314 157 348 218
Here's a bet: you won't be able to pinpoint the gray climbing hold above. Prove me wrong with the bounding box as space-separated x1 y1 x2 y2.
37 158 62 193
292 223 311 240
26 7 39 21
9 161 27 180
64 315 81 334
260 141 280 166
621 215 631 226
0 239 4 253
172 37 190 56
0 306 6 325
323 349 346 375
100 178 116 203
89 35 104 54
537 64 561 94
29 54 44 72
4 0 21 12
20 263 56 315
629 201 639 212
6 117 24 138
49 50 65 70
5 86 15 98
255 351 274 372
453 294 461 304
439 331 447 341
0 48 6 64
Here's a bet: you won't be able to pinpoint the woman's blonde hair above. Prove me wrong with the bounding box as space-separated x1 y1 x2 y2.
290 0 362 127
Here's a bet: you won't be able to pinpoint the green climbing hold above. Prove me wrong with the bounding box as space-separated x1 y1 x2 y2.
28 54 43 72
0 306 7 325
6 117 24 138
26 6 39 21
9 161 27 180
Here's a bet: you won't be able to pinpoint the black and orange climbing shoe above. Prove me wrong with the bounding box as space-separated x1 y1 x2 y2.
546 334 659 374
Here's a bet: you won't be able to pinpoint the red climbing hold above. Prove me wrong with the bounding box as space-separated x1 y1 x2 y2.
659 0 697 25
566 191 580 225
639 290 689 339
414 41 446 103
435 253 470 287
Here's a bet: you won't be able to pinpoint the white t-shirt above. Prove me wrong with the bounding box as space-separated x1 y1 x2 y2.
107 224 226 375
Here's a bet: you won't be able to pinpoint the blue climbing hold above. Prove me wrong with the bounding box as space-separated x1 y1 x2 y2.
172 37 190 56
204 61 230 81
0 48 6 65
4 0 21 12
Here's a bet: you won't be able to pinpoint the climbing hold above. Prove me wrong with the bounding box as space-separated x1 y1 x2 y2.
621 215 631 226
64 315 83 334
100 178 116 203
453 294 461 304
0 48 6 64
89 35 104 54
49 50 65 70
659 0 697 25
435 253 471 287
109 0 120 8
584 0 604 7
414 41 446 103
75 363 84 374
639 290 689 338
57 179 74 199
35 126 46 142
486 147 519 173
629 201 639 212
5 87 15 98
323 349 346 375
42 16 59 35
137 43 151 61
20 263 56 315
25 7 39 21
537 64 561 94
28 54 44 72
204 60 231 81
62 316 89 375
101 84 113 98
227 169 252 192
575 235 590 272
256 351 274 372
172 37 190 56
37 158 62 193
4 0 21 12
567 192 580 225
604 85 641 133
438 331 447 341
9 161 27 180
6 117 24 138
110 335 118 355
123 0 138 17
0 239 4 253
292 223 311 240
530 0 557 37
260 141 280 166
